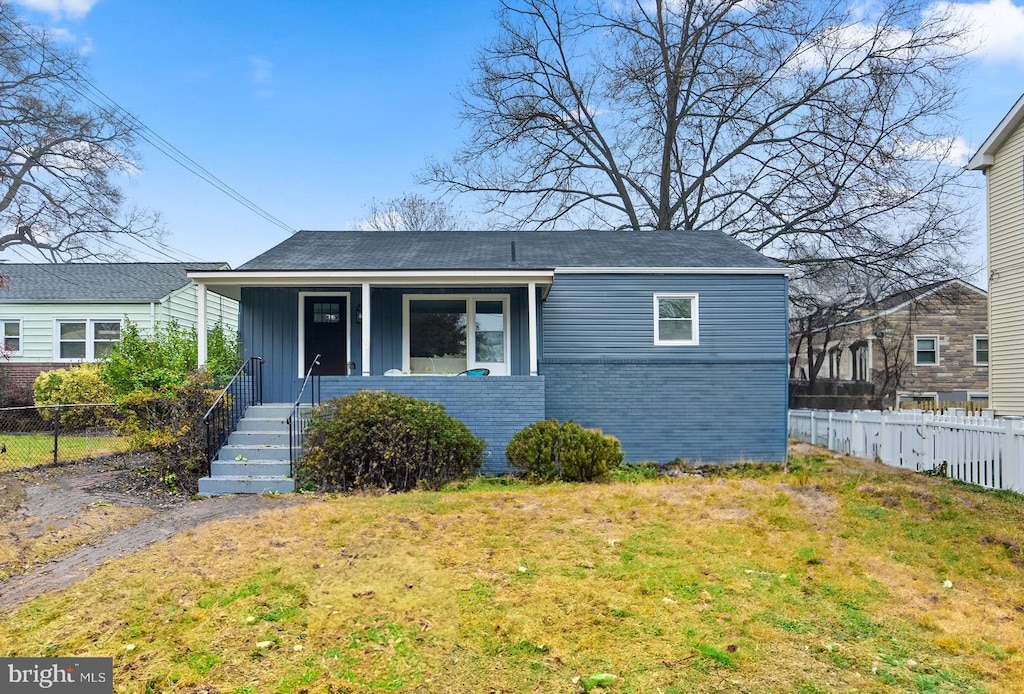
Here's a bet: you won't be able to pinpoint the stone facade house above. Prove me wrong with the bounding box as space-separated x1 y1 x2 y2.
790 280 988 407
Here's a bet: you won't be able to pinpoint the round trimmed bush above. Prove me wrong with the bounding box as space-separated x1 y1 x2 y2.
33 363 115 429
298 390 485 492
506 419 623 482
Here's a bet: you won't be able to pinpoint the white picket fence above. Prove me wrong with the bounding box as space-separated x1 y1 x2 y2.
788 409 1024 494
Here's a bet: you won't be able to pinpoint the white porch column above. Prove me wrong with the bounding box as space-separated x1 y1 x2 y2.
361 282 371 376
528 281 538 376
196 282 208 367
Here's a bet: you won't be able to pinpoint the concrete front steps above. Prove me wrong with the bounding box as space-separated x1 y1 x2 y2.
198 404 309 496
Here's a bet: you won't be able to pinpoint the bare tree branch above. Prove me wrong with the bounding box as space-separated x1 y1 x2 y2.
360 193 468 231
0 3 160 260
425 0 977 288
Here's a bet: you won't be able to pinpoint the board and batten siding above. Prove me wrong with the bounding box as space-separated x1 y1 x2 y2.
541 273 789 463
986 122 1024 415
241 286 531 403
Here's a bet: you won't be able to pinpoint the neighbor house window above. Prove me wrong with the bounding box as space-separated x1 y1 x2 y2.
56 319 122 361
403 295 509 375
851 343 869 381
974 335 989 365
1 319 21 355
654 293 698 345
828 347 842 379
914 336 938 365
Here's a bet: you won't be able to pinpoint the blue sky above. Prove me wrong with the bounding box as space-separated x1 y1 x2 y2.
4 0 1024 274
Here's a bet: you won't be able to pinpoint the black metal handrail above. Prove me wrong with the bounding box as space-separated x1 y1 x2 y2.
202 356 264 474
287 354 321 479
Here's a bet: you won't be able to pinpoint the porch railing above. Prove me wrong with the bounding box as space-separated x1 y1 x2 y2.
202 357 264 475
287 354 321 479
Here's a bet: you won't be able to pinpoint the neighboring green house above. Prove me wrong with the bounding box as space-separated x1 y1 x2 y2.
0 262 238 404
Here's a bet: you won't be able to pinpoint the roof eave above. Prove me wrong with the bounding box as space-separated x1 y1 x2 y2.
187 268 558 287
966 93 1024 171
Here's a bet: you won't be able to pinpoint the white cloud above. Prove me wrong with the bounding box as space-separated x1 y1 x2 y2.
47 26 94 56
249 56 273 85
11 0 99 20
926 0 1024 65
248 56 275 98
897 136 972 165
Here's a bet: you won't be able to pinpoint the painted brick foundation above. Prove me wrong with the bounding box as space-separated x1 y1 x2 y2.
313 376 546 474
542 360 788 464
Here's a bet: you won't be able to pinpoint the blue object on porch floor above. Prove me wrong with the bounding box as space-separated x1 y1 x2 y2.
456 368 490 377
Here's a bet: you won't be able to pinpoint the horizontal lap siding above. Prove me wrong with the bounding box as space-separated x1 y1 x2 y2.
160 285 239 333
542 273 788 463
0 302 153 362
987 124 1024 415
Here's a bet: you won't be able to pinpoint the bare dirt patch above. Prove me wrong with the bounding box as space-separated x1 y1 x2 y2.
0 453 303 610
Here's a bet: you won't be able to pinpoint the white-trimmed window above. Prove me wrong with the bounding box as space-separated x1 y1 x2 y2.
974 335 989 366
55 319 122 361
402 295 510 375
914 335 938 366
654 293 698 345
1 319 21 355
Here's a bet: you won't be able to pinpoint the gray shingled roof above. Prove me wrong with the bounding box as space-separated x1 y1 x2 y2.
0 262 228 302
236 230 783 271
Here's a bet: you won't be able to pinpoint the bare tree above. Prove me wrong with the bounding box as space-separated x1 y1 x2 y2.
361 193 467 231
427 0 974 283
789 263 880 392
0 3 159 260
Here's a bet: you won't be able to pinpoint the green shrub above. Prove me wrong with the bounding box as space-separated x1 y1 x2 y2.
115 370 219 494
506 419 623 482
299 390 485 492
505 419 561 481
33 363 115 429
102 320 239 396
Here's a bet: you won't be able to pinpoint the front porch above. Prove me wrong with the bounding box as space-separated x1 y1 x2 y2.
197 374 547 495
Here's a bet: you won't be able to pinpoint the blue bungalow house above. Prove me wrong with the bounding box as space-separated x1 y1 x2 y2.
189 230 790 494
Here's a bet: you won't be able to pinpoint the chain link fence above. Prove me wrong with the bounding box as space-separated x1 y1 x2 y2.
0 404 129 473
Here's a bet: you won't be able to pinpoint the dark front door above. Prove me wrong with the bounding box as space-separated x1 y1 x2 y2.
304 296 348 375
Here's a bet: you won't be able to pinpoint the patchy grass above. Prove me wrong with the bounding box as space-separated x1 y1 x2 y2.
2 450 1023 692
0 434 129 473
0 502 154 581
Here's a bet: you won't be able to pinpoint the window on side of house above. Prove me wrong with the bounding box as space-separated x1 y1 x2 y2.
56 319 122 361
974 335 989 366
654 293 698 345
1 319 21 354
827 346 842 379
914 335 938 365
850 343 868 381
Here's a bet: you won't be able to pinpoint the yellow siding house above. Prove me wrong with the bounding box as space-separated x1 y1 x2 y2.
967 93 1024 415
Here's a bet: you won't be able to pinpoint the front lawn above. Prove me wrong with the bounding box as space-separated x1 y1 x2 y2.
0 433 129 473
1 452 1022 692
